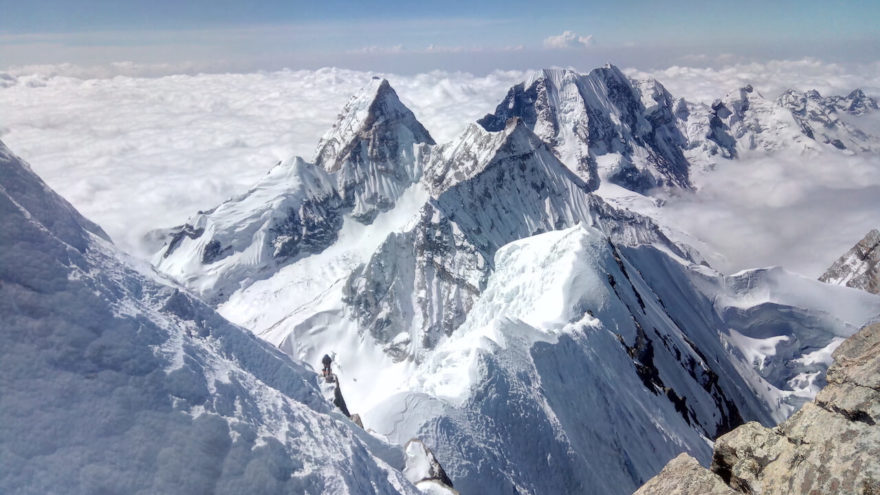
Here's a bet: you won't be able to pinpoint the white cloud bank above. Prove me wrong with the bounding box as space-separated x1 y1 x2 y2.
659 148 880 278
543 31 595 50
0 67 526 257
0 59 878 278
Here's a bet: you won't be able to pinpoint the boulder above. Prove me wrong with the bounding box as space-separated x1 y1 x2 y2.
634 322 880 494
633 453 736 495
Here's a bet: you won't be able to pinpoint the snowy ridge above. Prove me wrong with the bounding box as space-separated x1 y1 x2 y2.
344 118 691 361
0 140 418 495
154 156 344 304
363 226 880 494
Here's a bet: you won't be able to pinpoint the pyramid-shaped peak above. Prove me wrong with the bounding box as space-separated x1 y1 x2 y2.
314 78 434 173
843 88 879 114
848 88 866 98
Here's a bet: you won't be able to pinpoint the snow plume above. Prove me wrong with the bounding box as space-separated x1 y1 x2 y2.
543 30 595 49
659 149 880 277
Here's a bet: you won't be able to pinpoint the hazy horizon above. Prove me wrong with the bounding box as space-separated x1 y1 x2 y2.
2 0 879 75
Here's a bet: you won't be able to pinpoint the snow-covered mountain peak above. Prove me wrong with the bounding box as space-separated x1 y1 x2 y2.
314 77 433 171
782 87 879 117
153 81 442 303
775 87 880 152
311 77 435 222
710 84 768 128
479 64 691 192
840 88 879 115
315 78 387 165
686 82 880 161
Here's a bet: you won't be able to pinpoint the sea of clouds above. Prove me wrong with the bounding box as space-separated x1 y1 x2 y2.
0 59 878 277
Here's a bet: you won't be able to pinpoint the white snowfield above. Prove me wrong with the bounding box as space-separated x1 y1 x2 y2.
0 140 420 495
148 73 880 495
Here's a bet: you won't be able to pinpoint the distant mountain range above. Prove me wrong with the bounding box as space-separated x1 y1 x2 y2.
150 67 880 493
3 64 879 495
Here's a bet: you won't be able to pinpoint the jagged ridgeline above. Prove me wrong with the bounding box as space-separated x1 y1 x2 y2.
147 69 880 495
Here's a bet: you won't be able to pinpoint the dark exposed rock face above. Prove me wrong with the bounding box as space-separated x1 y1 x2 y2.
320 374 351 417
267 195 344 260
634 322 880 495
634 454 736 495
164 225 204 259
820 229 880 295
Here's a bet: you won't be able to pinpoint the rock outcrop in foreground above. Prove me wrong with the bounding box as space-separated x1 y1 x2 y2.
635 321 880 495
820 229 880 295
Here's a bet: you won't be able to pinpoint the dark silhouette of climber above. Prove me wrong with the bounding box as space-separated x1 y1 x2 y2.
319 354 352 417
321 354 333 381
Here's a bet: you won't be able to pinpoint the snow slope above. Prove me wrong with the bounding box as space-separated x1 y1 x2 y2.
0 140 418 495
365 225 880 494
148 76 880 495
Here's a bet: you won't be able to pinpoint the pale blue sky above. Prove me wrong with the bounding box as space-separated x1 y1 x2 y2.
1 0 878 73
